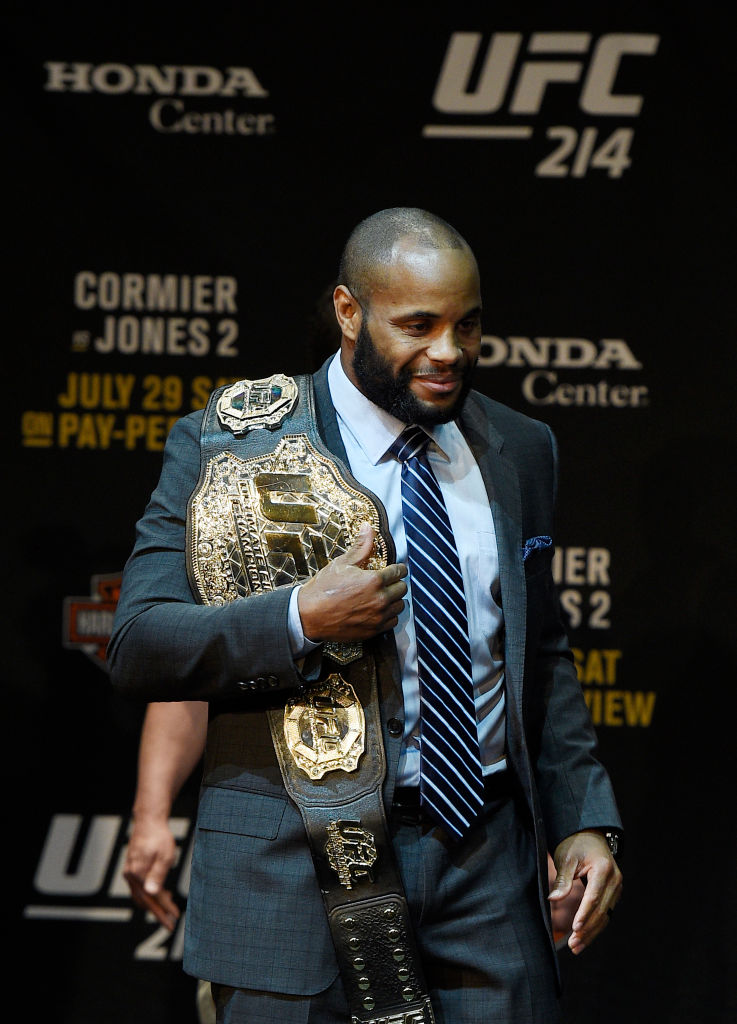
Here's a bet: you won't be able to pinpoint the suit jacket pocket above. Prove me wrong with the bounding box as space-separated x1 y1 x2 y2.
196 784 287 840
185 783 339 993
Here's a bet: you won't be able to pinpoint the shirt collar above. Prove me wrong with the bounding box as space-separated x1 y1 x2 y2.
327 352 451 464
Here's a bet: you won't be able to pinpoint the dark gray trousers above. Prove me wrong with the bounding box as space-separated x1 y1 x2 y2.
212 786 560 1024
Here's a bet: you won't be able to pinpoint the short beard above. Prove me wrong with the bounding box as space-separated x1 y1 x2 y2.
352 319 474 427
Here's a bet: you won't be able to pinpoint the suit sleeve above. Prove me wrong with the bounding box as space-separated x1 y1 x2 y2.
107 413 306 702
525 424 622 850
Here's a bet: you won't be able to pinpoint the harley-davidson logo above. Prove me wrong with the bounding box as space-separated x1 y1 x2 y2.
62 572 122 670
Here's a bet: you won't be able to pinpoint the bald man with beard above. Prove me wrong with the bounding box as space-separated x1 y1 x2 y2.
110 207 622 1024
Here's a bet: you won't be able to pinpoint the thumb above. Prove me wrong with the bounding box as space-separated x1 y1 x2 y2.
143 855 170 896
549 861 576 901
340 523 376 567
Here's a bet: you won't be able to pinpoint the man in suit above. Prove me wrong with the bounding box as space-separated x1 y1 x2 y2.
109 207 622 1024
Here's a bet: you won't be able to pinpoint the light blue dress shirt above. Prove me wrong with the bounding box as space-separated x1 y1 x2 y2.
291 354 507 785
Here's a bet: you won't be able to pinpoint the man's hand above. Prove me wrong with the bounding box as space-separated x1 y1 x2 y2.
550 829 622 955
123 815 181 931
298 523 408 641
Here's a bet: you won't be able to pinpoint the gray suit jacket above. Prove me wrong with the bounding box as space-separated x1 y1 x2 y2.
108 359 621 994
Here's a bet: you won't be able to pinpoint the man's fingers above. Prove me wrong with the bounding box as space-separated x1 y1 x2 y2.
150 887 180 926
568 865 622 954
569 884 619 952
382 572 408 603
568 916 608 954
124 870 149 911
573 871 621 932
377 565 408 624
132 882 180 931
379 562 408 586
125 868 180 931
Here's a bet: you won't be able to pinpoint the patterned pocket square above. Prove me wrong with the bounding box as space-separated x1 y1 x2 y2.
522 535 553 562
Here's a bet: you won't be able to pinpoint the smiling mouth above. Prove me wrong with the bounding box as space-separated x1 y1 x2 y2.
412 374 463 394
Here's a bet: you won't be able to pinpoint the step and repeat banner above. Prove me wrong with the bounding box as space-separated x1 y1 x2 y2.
7 6 736 1023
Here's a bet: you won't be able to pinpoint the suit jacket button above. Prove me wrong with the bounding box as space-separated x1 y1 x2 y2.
267 675 279 688
237 680 250 690
387 718 403 738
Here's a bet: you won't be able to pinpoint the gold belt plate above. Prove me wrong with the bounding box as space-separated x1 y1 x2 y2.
284 674 366 780
188 433 388 661
216 374 298 434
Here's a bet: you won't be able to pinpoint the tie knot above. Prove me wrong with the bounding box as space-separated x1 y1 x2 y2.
389 425 431 463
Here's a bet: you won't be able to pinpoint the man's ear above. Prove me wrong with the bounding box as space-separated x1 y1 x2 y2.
333 285 363 343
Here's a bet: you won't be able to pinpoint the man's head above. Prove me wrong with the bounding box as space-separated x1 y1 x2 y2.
334 208 482 426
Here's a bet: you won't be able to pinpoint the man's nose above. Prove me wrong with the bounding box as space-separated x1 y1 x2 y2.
426 326 464 363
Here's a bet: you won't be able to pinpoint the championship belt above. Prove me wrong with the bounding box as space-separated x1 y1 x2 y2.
187 374 435 1024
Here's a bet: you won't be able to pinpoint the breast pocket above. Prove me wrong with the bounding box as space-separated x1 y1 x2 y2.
524 543 554 582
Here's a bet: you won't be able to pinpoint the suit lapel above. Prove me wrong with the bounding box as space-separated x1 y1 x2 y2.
459 395 526 710
312 358 349 463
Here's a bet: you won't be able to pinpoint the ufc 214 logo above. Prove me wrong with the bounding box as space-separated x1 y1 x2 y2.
425 32 660 177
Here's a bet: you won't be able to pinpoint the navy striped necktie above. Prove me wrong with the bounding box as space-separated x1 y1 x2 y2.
390 424 485 840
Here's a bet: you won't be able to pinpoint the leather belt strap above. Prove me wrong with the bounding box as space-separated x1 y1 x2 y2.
190 373 435 1024
268 655 434 1024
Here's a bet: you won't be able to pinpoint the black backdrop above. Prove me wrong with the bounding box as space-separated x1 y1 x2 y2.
7 5 736 1022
